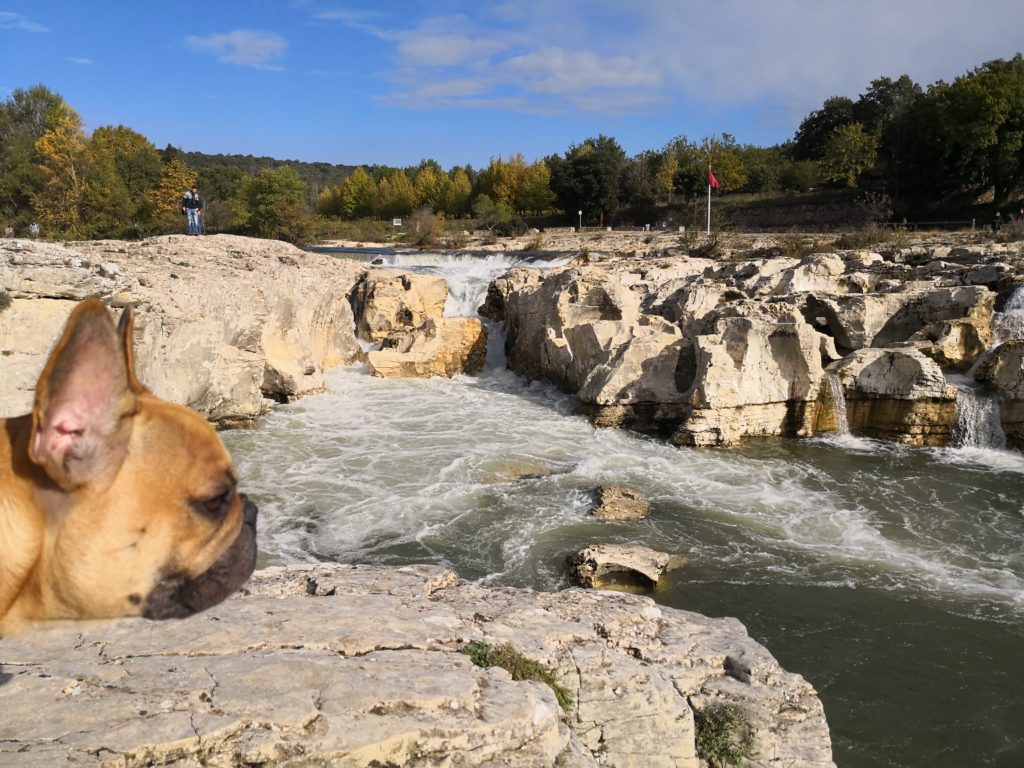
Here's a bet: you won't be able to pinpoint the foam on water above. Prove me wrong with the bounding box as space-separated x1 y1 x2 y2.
224 251 1024 622
225 364 1024 621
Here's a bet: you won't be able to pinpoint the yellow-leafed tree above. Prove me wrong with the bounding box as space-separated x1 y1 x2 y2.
145 157 196 228
32 112 88 236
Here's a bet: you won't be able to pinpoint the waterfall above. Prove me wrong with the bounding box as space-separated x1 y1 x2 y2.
993 284 1024 344
826 371 850 435
953 382 1006 449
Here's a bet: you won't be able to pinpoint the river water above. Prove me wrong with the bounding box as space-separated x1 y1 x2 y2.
224 251 1024 768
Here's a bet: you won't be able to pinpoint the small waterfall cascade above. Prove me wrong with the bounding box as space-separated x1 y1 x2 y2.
952 379 1007 449
993 285 1024 344
825 370 850 435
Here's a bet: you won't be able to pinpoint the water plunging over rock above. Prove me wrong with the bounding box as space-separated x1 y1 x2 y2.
953 381 1007 448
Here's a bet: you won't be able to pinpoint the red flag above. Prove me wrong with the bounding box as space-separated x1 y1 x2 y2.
708 168 720 189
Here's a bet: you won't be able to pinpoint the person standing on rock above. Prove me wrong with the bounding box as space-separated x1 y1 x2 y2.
181 185 203 236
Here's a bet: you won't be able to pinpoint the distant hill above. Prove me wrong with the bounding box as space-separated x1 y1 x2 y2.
169 147 360 192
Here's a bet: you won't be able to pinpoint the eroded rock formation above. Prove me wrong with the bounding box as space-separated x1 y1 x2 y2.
484 239 1023 446
368 316 487 378
0 235 366 426
0 236 489 423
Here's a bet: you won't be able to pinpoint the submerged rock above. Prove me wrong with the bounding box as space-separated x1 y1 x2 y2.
591 484 651 520
0 564 835 768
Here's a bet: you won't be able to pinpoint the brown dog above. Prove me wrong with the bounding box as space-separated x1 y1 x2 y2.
0 299 257 636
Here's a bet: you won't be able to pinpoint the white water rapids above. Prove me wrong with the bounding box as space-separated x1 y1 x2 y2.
224 250 1024 623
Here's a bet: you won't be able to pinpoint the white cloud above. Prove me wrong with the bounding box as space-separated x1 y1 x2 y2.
318 0 1024 125
67 57 93 65
185 30 287 71
0 11 48 32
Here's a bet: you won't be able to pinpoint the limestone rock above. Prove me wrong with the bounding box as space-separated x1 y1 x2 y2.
568 543 671 589
591 484 651 521
490 241 1006 448
0 236 366 425
351 269 448 344
832 348 958 445
673 312 838 447
367 316 487 378
0 564 835 768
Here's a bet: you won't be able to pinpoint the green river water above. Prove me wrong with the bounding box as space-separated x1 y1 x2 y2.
223 251 1023 767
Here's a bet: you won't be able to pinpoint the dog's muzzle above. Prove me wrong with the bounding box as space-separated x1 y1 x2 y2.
143 494 259 620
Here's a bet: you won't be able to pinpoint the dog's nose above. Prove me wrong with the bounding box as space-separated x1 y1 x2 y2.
240 493 259 525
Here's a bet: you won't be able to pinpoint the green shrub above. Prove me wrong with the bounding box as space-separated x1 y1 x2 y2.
407 207 445 247
694 702 754 767
460 641 573 713
680 230 721 259
521 231 545 252
0 290 10 313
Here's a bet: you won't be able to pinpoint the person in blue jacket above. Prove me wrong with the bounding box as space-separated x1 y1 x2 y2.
181 186 203 235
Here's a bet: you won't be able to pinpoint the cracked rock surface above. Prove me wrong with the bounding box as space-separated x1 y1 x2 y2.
0 564 833 767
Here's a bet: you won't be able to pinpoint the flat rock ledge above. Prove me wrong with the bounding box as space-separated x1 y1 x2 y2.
0 564 833 768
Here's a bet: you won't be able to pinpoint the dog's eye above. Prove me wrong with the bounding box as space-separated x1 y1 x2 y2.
192 485 236 520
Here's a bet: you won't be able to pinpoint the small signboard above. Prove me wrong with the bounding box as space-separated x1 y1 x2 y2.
392 218 402 227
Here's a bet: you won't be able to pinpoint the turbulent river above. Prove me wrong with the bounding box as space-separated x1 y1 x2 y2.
223 250 1024 768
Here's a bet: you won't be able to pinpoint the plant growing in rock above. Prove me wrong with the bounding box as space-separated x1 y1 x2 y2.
460 641 574 714
694 702 754 767
0 290 10 313
521 231 545 252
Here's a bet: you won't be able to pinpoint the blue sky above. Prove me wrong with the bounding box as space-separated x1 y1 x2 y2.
2 1 1023 169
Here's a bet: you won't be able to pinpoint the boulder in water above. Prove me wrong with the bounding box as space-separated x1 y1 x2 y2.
367 317 487 379
350 268 448 344
832 347 958 445
568 543 670 589
591 484 651 521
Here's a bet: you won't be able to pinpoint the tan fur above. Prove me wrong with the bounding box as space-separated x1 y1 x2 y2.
0 299 257 636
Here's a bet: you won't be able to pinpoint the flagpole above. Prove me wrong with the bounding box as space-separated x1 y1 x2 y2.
706 171 712 235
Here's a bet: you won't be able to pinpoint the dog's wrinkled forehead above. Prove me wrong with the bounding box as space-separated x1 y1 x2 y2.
133 396 236 483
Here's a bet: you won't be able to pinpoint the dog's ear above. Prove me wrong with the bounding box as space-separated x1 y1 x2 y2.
116 303 148 395
30 299 139 489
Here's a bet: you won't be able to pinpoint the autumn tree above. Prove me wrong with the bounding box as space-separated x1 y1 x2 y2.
87 125 162 234
442 168 473 217
413 163 446 212
338 167 376 219
146 157 197 230
33 110 89 236
374 170 415 218
668 134 747 196
0 85 73 229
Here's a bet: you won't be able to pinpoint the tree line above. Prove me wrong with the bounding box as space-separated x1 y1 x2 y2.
1 54 1021 242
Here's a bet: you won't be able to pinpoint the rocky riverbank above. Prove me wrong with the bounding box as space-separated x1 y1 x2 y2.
5 229 1022 765
0 564 833 767
0 235 482 425
480 235 1024 447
